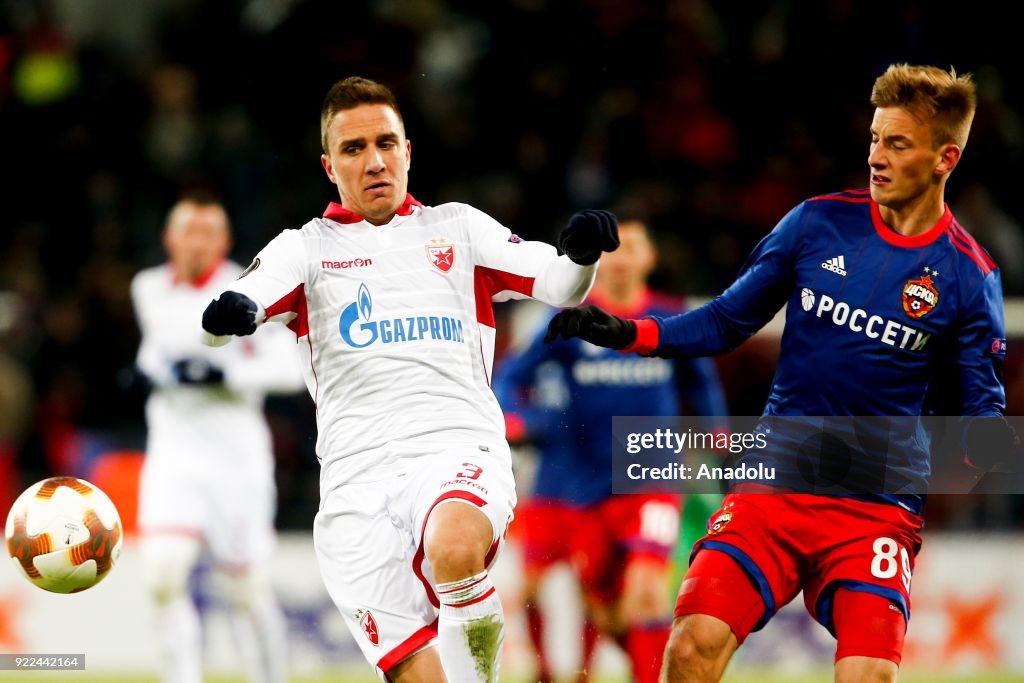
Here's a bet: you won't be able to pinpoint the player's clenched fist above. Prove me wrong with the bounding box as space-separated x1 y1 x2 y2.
557 209 620 265
202 291 258 336
965 415 1021 470
544 305 636 349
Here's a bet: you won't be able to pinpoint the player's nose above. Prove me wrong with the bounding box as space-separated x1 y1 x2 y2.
365 146 386 172
868 144 886 169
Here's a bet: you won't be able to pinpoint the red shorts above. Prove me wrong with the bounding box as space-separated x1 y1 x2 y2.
676 493 922 648
571 494 681 605
517 498 586 571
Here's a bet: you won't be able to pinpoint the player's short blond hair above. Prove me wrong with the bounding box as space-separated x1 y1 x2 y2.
320 77 403 153
870 64 977 149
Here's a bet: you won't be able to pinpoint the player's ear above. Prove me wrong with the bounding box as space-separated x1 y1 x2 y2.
405 138 412 172
321 154 337 185
934 143 961 177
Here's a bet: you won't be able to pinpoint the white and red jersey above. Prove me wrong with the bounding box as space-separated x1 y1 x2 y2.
223 196 596 487
132 261 305 467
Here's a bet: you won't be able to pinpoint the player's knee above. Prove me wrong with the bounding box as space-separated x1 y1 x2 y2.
834 656 898 683
140 536 200 606
664 614 733 677
145 569 189 606
423 502 492 580
623 584 669 623
220 566 271 613
425 536 485 579
621 559 671 623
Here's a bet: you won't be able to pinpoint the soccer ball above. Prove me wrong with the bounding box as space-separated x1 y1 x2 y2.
5 477 123 593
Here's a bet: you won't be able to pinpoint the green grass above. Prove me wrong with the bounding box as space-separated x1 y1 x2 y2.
0 672 1020 683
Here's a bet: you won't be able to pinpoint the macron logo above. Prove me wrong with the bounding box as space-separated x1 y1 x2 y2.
323 258 373 270
821 255 847 276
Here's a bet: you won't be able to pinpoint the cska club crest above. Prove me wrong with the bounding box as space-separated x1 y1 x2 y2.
901 272 939 319
707 511 732 535
357 609 380 647
426 240 456 273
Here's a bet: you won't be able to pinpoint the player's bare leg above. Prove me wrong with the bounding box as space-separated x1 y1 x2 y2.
835 656 898 683
570 596 606 683
521 567 555 683
425 501 504 683
618 556 673 683
387 647 449 683
661 614 737 683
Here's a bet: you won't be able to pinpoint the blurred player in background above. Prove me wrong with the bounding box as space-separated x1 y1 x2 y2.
494 219 728 683
545 64 1018 682
198 77 620 682
131 192 304 683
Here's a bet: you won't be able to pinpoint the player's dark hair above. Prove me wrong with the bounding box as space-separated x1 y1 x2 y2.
871 64 976 149
176 188 223 208
166 189 230 232
320 77 403 153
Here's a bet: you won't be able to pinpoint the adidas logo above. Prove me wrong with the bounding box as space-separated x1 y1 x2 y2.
821 255 847 276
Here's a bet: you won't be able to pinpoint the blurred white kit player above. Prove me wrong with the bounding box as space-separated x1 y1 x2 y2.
131 194 303 683
201 78 619 683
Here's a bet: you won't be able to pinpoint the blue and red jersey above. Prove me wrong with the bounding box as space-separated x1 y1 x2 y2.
495 289 728 506
630 190 1006 513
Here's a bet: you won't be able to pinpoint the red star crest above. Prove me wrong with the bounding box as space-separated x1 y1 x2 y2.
358 609 380 647
426 241 456 273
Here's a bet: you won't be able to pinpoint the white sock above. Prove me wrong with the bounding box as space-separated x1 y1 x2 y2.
141 535 202 683
224 572 288 683
436 571 505 683
154 596 202 683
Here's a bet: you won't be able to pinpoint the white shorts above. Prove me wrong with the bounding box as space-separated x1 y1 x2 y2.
137 451 276 568
313 446 517 678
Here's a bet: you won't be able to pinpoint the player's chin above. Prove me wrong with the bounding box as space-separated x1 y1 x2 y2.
362 198 402 222
364 188 398 205
868 183 892 205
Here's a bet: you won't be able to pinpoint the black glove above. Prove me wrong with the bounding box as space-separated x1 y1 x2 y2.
543 305 636 349
202 291 258 337
965 416 1021 470
171 357 225 386
557 209 620 265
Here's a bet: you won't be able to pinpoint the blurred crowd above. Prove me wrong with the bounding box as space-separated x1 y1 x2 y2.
1 0 1022 529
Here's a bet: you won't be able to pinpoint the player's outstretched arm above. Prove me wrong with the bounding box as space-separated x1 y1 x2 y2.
202 291 260 337
544 305 646 351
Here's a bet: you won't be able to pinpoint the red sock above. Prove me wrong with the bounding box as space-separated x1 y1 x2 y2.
626 622 671 683
525 601 552 680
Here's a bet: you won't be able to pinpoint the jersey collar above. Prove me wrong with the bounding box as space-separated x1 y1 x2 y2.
322 194 423 224
172 260 223 288
870 200 951 248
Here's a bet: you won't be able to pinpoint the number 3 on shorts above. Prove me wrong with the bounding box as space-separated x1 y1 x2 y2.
870 536 911 592
456 463 483 480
